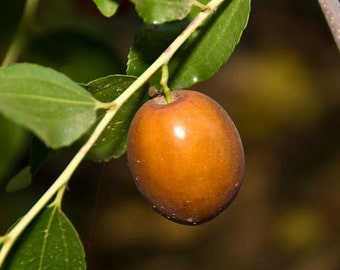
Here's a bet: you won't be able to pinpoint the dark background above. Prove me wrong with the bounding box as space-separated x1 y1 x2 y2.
1 0 339 269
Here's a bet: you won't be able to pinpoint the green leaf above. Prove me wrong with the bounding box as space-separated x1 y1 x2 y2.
4 138 52 192
29 136 52 176
130 0 192 24
0 116 27 183
5 166 31 193
0 63 98 149
3 206 86 269
170 0 251 89
127 0 251 89
127 21 188 80
93 0 121 17
79 75 148 161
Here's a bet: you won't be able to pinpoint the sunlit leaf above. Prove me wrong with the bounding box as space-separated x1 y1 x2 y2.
93 0 121 17
127 0 251 90
80 75 148 161
3 206 86 269
130 0 191 24
0 63 98 149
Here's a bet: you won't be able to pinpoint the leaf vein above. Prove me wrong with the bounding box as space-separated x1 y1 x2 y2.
0 92 94 106
38 207 57 270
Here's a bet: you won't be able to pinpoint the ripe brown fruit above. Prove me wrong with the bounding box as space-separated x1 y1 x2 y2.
127 90 244 225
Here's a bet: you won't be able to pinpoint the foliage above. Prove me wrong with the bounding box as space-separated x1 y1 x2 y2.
128 0 250 90
0 0 250 268
93 0 121 17
80 75 149 161
0 63 98 149
3 205 86 270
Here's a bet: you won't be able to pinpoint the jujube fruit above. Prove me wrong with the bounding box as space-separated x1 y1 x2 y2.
127 90 244 225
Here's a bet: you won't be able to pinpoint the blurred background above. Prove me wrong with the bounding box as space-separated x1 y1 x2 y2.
0 0 339 269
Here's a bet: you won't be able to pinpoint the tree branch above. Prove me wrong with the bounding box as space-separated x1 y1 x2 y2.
0 0 226 267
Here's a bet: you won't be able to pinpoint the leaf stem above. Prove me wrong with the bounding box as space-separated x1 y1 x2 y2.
160 65 172 103
0 0 226 266
51 185 67 208
191 0 210 11
318 0 340 51
1 0 40 67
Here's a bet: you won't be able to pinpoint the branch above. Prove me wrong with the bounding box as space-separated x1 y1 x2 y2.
0 0 225 267
318 0 340 52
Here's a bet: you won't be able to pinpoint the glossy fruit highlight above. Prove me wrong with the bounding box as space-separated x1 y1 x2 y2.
127 90 244 225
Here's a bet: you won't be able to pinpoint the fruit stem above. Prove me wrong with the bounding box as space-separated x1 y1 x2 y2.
160 64 173 103
1 0 40 66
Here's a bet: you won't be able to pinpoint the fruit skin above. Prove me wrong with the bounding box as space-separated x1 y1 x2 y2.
127 90 244 225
